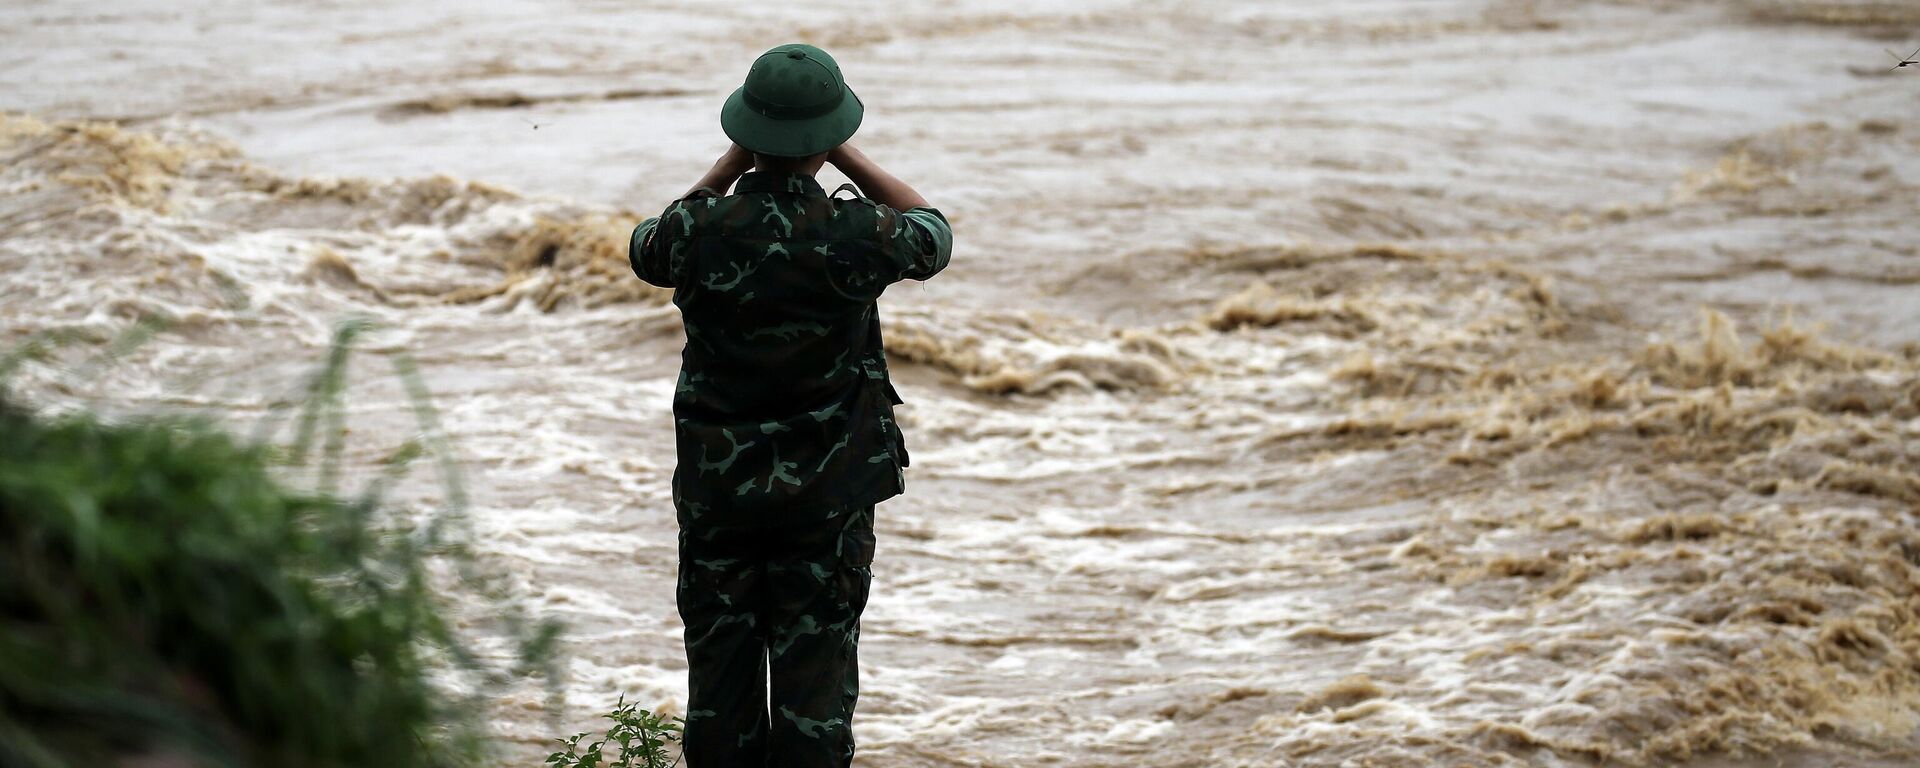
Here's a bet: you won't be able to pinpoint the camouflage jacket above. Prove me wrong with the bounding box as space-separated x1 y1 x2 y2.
630 171 952 527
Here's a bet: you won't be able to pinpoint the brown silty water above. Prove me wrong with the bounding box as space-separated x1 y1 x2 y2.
3 0 1920 765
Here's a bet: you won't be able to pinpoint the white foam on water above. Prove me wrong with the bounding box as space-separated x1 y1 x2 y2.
6 1 1920 765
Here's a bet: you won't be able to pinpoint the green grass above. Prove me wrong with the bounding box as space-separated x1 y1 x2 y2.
0 318 562 767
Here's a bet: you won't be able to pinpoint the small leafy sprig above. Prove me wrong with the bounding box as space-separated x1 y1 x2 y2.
546 696 685 768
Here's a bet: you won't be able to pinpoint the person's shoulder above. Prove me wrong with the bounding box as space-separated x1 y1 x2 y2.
823 184 872 210
826 187 909 238
659 188 737 232
673 187 734 208
824 187 946 224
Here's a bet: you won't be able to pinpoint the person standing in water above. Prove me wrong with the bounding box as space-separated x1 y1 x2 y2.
627 43 952 767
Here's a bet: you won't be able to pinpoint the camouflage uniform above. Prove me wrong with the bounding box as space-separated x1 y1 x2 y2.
675 504 875 766
630 170 951 767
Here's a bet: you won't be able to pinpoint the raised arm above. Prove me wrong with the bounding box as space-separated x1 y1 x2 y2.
632 144 755 287
827 144 929 211
686 143 756 199
827 145 950 284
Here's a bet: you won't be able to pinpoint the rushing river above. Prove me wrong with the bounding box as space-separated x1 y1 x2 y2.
4 1 1919 765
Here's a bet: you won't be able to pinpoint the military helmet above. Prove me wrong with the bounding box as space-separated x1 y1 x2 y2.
720 43 863 158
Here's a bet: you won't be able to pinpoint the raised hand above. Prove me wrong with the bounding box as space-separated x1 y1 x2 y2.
826 144 930 210
684 142 757 198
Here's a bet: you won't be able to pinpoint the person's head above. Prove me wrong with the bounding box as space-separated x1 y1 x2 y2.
721 44 861 167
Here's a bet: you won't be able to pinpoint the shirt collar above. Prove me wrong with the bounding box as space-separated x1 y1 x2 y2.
734 171 825 197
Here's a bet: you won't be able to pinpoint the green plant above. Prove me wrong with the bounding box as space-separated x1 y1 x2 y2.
546 696 685 768
0 317 563 767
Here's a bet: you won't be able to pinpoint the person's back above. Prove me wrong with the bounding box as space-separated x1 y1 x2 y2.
627 43 951 768
637 170 947 523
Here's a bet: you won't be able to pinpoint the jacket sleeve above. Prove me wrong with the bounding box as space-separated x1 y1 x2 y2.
875 205 953 283
629 216 669 287
630 196 706 288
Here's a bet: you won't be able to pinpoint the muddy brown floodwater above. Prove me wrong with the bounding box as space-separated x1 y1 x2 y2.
4 0 1920 765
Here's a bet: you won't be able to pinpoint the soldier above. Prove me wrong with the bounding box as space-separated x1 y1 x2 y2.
628 43 952 768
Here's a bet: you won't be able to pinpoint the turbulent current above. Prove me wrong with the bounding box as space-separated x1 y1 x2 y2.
4 1 1920 765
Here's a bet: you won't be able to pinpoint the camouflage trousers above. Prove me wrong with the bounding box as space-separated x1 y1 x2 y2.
676 504 876 768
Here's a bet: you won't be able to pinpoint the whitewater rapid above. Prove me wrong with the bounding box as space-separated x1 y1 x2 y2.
4 1 1920 765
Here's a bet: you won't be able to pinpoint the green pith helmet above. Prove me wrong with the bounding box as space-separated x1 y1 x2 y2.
721 43 863 158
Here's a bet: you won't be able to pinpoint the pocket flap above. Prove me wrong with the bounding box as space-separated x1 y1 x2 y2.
839 515 876 567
